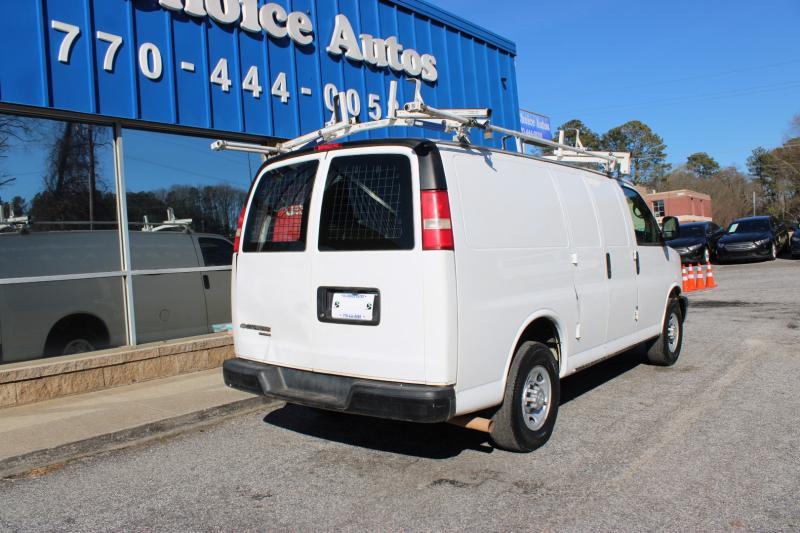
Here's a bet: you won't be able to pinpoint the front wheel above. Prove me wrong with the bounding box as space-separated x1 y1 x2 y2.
702 247 711 264
769 242 777 261
490 341 560 452
644 299 684 366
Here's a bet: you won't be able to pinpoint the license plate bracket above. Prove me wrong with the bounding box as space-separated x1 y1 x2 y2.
317 287 381 326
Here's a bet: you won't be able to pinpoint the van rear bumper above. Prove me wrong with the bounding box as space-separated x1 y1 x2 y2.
223 358 455 423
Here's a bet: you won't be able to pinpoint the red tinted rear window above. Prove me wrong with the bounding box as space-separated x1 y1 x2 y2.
242 160 318 252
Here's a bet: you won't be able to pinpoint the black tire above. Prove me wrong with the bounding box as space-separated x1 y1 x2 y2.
44 322 107 357
490 341 560 453
644 299 683 366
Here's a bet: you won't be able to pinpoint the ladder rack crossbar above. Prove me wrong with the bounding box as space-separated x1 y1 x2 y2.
210 97 629 175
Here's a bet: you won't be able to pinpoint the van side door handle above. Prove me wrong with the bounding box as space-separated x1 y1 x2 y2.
202 274 210 290
634 250 640 275
605 253 612 279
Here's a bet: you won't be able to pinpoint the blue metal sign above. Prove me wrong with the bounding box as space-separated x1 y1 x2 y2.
519 109 551 141
0 0 519 145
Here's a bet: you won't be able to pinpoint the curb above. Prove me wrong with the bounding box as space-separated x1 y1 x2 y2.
0 396 282 480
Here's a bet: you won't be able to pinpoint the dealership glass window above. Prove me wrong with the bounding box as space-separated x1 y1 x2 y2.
121 128 257 343
652 199 665 218
0 113 125 363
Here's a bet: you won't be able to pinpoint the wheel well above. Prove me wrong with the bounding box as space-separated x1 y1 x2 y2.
45 314 110 355
515 317 561 369
669 287 687 319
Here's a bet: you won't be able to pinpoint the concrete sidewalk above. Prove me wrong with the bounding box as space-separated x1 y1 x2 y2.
0 368 276 478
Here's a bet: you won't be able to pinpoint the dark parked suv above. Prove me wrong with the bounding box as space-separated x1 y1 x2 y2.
715 216 789 262
665 221 723 264
791 225 800 258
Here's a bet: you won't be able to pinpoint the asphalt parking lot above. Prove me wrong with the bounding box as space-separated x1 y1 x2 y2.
2 259 799 531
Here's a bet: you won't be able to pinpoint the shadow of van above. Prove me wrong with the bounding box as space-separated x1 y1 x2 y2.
262 346 646 458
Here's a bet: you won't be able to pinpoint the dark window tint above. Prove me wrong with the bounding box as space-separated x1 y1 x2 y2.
242 160 318 252
623 187 661 245
678 225 705 238
318 155 414 251
728 219 770 234
198 237 233 266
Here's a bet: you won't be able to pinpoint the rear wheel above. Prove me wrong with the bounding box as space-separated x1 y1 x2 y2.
644 299 683 366
490 341 560 452
44 316 109 357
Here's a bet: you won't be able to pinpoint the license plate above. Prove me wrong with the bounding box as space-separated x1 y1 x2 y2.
331 292 375 322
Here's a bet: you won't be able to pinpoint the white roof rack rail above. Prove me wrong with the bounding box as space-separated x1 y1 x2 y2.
141 208 193 232
211 81 630 175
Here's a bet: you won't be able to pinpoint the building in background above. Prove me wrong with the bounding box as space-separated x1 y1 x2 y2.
637 188 713 224
0 0 519 364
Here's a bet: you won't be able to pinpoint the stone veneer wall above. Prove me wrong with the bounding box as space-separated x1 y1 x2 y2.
0 333 234 409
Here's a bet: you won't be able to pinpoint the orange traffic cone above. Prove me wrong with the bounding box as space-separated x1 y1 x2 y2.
681 266 690 292
695 263 706 290
686 264 696 291
705 261 717 289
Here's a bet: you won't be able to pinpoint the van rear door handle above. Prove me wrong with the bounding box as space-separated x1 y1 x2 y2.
634 250 640 275
202 274 210 290
605 253 612 279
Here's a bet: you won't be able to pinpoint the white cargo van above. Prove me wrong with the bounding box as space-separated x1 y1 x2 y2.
0 230 234 363
223 138 687 452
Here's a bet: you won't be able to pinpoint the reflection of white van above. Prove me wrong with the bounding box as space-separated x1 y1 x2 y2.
0 231 233 363
224 139 687 452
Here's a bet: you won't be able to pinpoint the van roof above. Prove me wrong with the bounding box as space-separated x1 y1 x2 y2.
259 137 615 180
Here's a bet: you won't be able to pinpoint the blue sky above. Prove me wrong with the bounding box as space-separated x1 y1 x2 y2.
435 0 800 169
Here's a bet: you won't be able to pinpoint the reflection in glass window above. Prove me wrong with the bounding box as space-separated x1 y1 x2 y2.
122 128 254 344
0 115 120 276
0 113 124 363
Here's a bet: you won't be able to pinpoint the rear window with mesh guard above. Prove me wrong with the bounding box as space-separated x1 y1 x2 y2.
318 155 414 251
242 160 318 252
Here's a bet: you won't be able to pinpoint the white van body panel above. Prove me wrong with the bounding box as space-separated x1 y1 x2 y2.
441 148 579 412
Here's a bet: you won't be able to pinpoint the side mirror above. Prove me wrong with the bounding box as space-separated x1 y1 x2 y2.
662 216 679 240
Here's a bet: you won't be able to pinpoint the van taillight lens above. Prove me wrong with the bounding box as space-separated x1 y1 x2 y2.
421 190 454 250
233 206 246 253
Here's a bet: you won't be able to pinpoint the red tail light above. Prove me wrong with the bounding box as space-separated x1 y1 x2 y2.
420 190 454 250
314 143 342 151
233 206 246 253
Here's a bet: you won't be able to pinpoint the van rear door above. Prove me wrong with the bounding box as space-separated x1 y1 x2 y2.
309 148 429 383
234 146 451 385
234 155 321 371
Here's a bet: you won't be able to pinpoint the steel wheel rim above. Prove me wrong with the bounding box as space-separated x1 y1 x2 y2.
63 339 94 355
521 365 551 431
771 244 777 258
703 248 710 263
667 312 680 353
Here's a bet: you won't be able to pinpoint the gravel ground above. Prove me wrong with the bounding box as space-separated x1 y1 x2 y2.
2 258 799 531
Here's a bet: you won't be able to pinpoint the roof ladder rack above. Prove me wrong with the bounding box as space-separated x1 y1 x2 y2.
211 83 631 175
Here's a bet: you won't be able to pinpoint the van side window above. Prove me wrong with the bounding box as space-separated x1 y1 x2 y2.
622 187 661 245
318 154 414 251
242 160 318 252
198 237 233 266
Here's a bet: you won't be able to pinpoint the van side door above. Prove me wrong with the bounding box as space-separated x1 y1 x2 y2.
585 179 639 344
194 236 234 331
621 186 671 332
130 232 209 343
550 168 608 359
